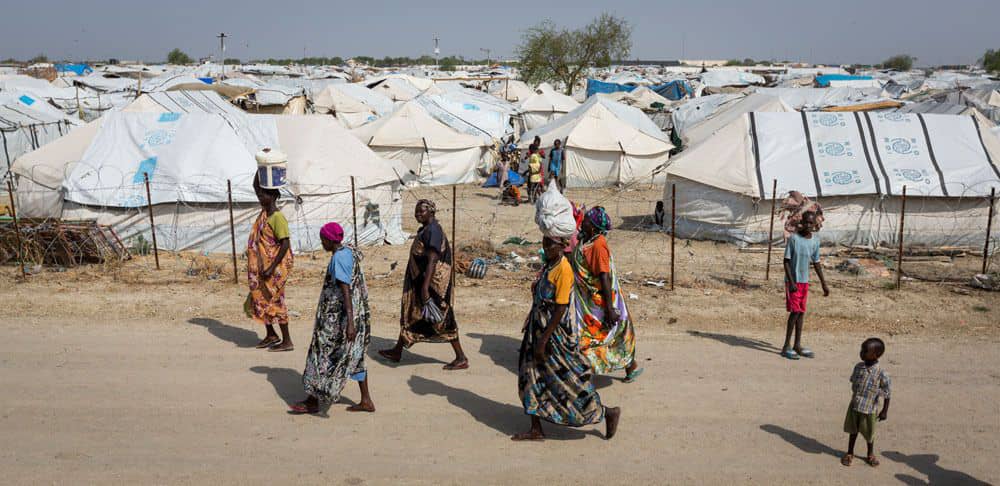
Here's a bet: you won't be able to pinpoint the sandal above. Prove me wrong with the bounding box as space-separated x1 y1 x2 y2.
624 367 645 383
841 454 853 466
866 455 880 467
781 349 800 360
796 347 815 358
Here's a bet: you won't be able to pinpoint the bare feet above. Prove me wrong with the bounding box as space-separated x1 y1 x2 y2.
256 336 280 348
377 349 402 363
443 358 469 371
346 401 376 413
510 430 545 441
268 341 294 352
604 406 621 439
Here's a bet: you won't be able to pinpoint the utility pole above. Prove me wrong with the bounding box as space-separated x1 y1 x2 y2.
217 32 227 79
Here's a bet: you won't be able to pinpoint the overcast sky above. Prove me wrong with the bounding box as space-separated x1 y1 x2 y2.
1 0 997 66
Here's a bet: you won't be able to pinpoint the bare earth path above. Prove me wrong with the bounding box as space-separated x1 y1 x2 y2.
1 317 997 485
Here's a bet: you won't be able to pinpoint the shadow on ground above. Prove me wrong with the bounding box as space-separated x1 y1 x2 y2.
189 318 260 348
883 451 990 485
759 424 840 458
689 330 781 355
408 375 599 440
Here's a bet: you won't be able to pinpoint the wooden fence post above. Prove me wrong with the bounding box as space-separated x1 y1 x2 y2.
227 179 238 283
144 173 160 270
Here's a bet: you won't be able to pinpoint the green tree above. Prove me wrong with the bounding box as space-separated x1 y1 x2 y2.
982 49 1000 74
517 13 632 94
882 54 915 71
167 48 193 65
28 54 48 64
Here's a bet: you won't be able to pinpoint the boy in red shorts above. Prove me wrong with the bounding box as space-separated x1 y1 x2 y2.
781 211 829 360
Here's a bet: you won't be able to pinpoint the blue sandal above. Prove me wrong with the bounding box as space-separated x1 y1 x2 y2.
624 367 645 383
781 349 800 360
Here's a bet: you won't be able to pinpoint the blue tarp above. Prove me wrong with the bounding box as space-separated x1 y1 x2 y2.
815 74 873 87
55 63 92 75
481 169 525 188
586 79 638 98
651 80 693 101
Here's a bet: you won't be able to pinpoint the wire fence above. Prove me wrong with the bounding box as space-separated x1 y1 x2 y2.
2 173 997 291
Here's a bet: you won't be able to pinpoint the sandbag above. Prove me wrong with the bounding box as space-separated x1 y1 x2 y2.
534 181 576 238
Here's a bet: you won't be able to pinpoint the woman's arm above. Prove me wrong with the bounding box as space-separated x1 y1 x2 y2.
339 281 356 340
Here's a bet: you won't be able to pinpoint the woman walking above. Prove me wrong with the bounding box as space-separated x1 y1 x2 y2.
247 175 294 351
290 222 375 415
572 207 642 381
378 199 469 370
513 236 620 441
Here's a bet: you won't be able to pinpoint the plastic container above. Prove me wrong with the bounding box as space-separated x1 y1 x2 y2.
255 148 287 189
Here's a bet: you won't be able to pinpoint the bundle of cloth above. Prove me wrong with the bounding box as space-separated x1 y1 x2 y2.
780 191 824 241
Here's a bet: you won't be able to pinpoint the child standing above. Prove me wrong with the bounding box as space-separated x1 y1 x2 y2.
781 211 829 359
842 337 891 467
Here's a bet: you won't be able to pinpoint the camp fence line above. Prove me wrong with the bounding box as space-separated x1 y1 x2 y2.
2 181 996 288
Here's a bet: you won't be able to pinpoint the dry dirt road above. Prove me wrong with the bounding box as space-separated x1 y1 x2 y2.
2 316 997 485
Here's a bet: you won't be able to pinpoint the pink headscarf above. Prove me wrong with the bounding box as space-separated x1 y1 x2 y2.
320 222 344 243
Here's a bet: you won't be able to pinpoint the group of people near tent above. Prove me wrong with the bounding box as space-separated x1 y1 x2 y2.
243 170 642 439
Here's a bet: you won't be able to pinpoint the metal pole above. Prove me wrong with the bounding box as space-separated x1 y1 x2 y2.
227 179 238 283
451 185 457 307
984 187 996 274
896 185 907 290
144 173 160 270
351 176 359 248
670 183 676 291
765 179 778 280
5 178 26 279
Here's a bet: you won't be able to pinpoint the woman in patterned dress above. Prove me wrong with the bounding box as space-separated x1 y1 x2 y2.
246 175 294 351
512 236 621 441
289 222 375 415
572 207 642 381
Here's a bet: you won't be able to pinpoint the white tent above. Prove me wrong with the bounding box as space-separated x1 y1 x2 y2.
1 91 81 170
519 95 673 187
518 83 580 131
351 100 491 185
664 111 1000 246
312 84 394 128
11 111 408 253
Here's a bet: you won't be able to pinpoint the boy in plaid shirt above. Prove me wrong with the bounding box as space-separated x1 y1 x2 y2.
842 337 891 467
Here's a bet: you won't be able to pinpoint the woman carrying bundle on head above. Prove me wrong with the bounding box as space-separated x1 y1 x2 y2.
378 199 470 370
572 207 643 382
289 222 375 415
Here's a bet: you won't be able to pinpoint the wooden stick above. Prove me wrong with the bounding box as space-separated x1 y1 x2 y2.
227 179 238 283
670 183 676 291
144 172 160 270
896 185 907 290
450 185 457 307
351 176 359 248
985 187 996 274
765 179 778 280
5 178 26 279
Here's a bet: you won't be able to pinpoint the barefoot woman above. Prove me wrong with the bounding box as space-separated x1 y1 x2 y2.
513 236 620 441
378 199 469 370
573 207 642 381
290 222 375 414
247 175 294 351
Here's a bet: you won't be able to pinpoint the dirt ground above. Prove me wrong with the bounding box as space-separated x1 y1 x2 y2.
1 185 998 485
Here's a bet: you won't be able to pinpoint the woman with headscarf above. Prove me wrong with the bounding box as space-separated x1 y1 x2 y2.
512 236 621 441
378 199 470 370
290 222 375 415
247 175 294 351
572 206 643 382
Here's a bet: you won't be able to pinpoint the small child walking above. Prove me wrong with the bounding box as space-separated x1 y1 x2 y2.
842 337 891 467
781 211 829 359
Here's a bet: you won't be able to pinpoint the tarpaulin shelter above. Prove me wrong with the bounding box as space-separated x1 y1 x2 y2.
664 111 1000 246
520 95 673 187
